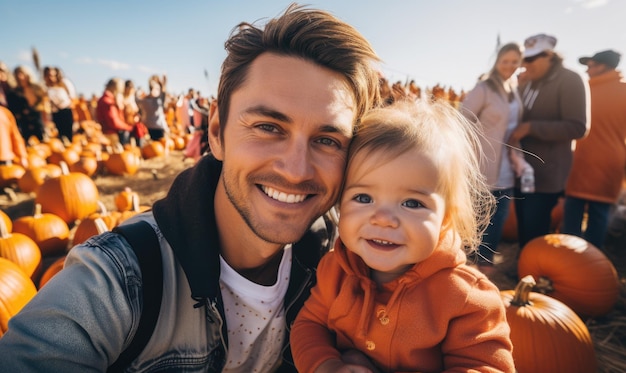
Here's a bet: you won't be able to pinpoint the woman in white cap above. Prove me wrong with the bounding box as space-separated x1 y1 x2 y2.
508 33 589 250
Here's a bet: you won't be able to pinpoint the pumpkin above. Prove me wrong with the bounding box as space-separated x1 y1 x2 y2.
35 162 100 224
0 210 12 233
114 187 139 212
141 141 165 159
0 163 26 188
0 215 42 277
159 136 175 152
117 194 150 224
47 147 80 167
518 234 620 318
123 138 143 158
0 257 38 337
172 135 186 151
69 155 99 177
25 152 47 169
72 217 109 246
44 137 65 154
72 201 119 239
17 166 52 194
38 255 66 288
501 275 597 373
105 144 141 176
12 204 70 257
27 145 51 163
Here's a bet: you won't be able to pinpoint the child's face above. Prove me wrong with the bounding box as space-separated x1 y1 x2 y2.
339 147 446 282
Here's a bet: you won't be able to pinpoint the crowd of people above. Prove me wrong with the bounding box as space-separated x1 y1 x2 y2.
459 34 625 276
0 62 215 161
0 3 624 371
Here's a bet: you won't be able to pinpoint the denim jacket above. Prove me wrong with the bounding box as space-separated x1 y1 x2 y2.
0 155 334 372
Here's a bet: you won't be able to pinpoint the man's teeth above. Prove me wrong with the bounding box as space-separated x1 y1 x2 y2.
372 239 394 245
262 186 307 203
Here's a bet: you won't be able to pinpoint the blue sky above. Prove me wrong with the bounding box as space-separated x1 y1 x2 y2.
1 0 624 98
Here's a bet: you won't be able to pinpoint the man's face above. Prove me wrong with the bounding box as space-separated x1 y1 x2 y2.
585 61 610 78
210 53 356 247
522 51 553 82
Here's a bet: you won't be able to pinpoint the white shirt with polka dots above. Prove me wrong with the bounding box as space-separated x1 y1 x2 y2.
220 245 292 372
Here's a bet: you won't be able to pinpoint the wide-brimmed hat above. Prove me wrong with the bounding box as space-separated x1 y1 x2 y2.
579 50 621 68
523 33 557 58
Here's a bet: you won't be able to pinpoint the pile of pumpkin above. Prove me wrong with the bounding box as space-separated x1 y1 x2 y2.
0 124 191 337
503 233 621 373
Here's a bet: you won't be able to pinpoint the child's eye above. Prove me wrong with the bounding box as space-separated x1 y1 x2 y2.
353 194 372 204
403 199 424 209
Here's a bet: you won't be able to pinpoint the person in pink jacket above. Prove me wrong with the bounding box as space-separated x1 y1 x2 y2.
291 100 514 373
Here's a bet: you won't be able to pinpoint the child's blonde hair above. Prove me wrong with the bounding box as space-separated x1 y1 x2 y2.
344 99 495 251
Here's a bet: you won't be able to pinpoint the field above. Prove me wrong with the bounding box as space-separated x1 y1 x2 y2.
1 149 625 372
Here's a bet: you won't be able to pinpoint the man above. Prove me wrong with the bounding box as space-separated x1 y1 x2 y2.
562 50 626 248
0 4 381 372
508 33 589 248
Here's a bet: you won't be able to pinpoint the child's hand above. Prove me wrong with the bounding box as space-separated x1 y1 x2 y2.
315 359 374 373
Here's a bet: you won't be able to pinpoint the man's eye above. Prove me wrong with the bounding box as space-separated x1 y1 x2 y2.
257 123 279 132
354 194 372 203
403 199 423 209
317 137 341 148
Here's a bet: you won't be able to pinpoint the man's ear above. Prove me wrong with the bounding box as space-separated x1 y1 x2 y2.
208 100 224 161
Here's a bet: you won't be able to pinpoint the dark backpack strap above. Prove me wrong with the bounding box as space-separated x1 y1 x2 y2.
108 220 163 373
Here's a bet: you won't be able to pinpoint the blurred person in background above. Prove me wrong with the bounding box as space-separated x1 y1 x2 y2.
461 42 524 274
0 61 14 108
0 105 28 168
508 33 589 249
122 79 147 146
137 74 169 141
96 77 133 146
6 65 48 142
43 66 75 141
562 49 626 248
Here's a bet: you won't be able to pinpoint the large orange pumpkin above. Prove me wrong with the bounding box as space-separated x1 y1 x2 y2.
35 162 100 224
518 234 619 318
0 216 42 278
0 257 38 337
501 275 597 373
12 204 70 257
